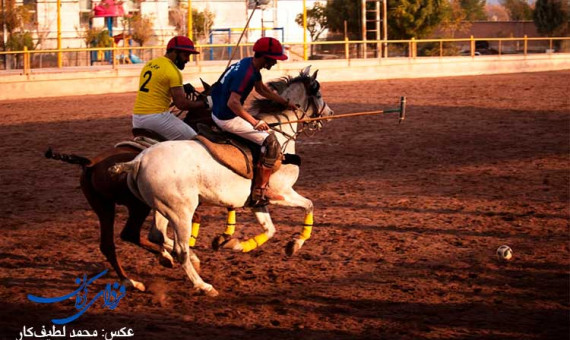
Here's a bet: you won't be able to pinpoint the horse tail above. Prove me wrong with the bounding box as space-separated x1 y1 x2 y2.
45 147 91 167
109 159 145 202
108 159 139 176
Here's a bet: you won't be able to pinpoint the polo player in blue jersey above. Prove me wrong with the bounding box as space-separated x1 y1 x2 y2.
210 37 297 206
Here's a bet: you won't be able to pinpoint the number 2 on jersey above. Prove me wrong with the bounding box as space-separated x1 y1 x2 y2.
139 71 152 92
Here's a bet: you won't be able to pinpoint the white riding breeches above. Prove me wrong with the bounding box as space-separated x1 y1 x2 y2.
212 114 268 146
132 111 197 140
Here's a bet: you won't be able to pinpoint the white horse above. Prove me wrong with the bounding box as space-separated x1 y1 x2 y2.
112 66 333 296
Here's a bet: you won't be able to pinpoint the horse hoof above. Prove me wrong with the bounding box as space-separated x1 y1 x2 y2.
147 227 165 245
123 279 146 292
119 232 139 245
194 285 219 297
132 281 146 292
212 234 232 251
224 238 242 251
205 287 219 297
158 253 174 268
285 239 301 256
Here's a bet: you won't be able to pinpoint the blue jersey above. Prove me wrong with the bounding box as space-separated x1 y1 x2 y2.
211 57 262 120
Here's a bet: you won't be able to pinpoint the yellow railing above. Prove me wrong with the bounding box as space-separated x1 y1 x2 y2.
1 36 568 75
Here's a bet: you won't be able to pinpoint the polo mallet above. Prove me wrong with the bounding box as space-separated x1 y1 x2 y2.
174 4 258 114
268 97 407 127
225 1 260 69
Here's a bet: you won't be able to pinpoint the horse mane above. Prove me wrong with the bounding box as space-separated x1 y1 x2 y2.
250 74 311 115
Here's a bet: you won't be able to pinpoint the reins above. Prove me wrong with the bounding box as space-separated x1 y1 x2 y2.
171 85 204 117
269 96 327 152
255 77 329 151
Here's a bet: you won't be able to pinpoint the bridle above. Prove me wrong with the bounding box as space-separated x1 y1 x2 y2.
170 83 208 117
304 91 328 132
270 79 328 151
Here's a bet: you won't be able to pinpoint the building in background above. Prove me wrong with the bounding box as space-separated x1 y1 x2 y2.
3 0 321 50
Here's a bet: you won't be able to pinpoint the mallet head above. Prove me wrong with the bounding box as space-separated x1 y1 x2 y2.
399 96 406 124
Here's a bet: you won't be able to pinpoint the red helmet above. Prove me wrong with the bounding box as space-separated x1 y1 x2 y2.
167 36 199 54
253 37 287 60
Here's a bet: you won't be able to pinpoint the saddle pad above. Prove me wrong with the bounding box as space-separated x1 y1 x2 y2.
114 141 146 151
133 136 161 147
115 136 160 151
195 135 254 179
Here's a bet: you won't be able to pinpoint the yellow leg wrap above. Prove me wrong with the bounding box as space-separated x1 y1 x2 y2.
224 210 236 236
189 222 200 247
240 233 269 252
300 213 313 240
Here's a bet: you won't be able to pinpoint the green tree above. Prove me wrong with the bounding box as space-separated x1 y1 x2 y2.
191 8 215 40
128 13 154 46
388 0 448 39
82 27 113 48
1 0 32 34
6 31 33 51
533 0 569 36
325 0 362 39
501 0 533 20
169 7 215 41
295 2 328 55
439 0 471 37
1 1 36 51
1 0 19 35
326 0 447 40
1 1 34 36
459 0 487 21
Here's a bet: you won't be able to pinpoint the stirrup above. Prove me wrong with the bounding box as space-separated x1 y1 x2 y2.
251 188 270 207
251 198 270 207
251 187 283 207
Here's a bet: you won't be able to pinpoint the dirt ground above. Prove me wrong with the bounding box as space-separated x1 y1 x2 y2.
0 70 568 340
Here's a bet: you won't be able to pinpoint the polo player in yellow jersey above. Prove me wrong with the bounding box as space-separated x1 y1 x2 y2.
132 36 208 140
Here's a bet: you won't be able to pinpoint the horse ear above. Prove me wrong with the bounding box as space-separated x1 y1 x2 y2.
300 65 311 76
200 78 211 93
311 70 319 81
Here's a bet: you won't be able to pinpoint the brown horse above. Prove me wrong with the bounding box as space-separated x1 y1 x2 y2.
45 83 212 291
46 145 163 291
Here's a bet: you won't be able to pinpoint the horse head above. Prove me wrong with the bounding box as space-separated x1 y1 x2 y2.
182 79 215 129
252 66 334 131
199 78 212 96
297 65 334 130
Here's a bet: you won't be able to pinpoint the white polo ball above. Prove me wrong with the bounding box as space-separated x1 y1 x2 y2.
496 245 513 261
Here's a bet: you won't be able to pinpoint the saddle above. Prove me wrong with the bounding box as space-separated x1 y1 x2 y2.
132 128 168 142
194 124 261 179
114 128 167 151
194 124 302 180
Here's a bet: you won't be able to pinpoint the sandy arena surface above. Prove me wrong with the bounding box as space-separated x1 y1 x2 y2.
0 70 569 339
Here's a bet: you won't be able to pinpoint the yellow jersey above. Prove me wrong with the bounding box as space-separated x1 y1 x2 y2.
133 56 183 114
